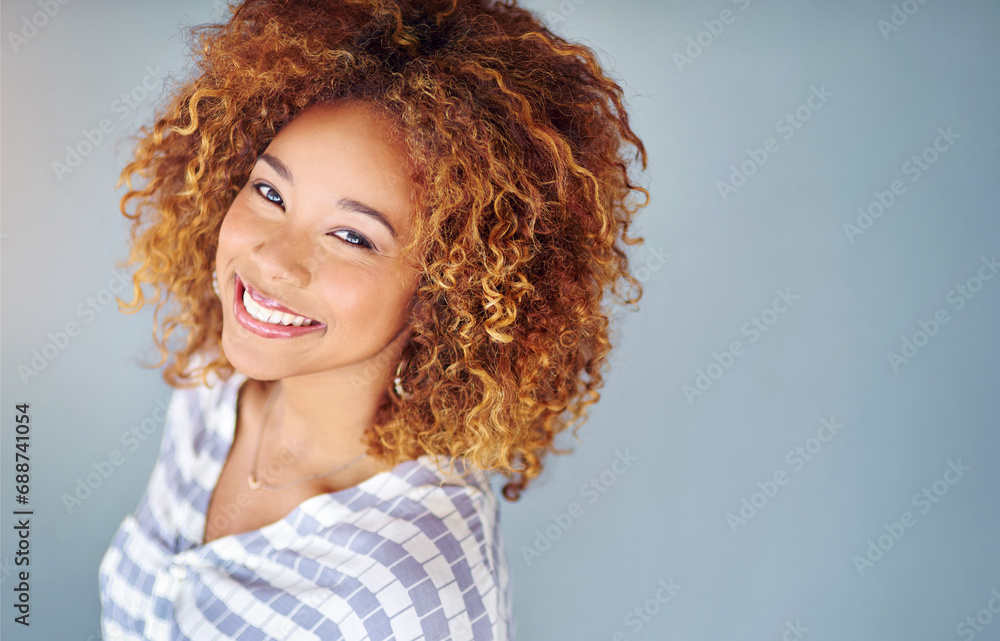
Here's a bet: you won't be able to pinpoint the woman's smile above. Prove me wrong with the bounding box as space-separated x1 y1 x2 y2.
232 273 326 339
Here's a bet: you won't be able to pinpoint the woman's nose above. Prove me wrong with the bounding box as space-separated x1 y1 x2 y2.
249 221 311 287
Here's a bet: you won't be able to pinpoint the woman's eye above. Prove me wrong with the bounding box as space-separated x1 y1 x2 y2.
330 229 375 251
253 182 283 206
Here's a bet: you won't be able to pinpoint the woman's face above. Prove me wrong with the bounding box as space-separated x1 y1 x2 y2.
215 101 420 382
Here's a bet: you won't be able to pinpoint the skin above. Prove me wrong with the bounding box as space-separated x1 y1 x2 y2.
204 101 421 543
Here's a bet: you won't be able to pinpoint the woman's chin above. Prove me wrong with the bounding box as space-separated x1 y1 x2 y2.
220 335 290 382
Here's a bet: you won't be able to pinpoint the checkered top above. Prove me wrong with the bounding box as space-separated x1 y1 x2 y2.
99 370 514 640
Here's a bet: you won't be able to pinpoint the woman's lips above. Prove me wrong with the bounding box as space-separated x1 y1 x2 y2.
239 274 316 321
232 274 325 339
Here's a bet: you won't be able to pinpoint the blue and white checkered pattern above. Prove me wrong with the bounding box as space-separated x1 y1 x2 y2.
99 370 514 640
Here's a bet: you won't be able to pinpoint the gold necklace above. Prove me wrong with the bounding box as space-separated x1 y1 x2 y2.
246 382 369 491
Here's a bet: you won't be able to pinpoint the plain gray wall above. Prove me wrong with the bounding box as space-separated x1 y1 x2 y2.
2 0 998 639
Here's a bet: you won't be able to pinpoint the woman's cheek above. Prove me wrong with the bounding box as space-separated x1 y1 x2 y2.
217 202 257 256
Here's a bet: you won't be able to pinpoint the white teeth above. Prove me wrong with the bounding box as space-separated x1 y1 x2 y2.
242 289 314 327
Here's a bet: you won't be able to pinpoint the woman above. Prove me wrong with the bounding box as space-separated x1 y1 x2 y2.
99 0 648 638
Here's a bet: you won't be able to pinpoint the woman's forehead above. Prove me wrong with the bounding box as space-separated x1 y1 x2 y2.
267 102 414 174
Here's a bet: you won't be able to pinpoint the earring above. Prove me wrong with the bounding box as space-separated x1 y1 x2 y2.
212 269 220 298
393 357 412 400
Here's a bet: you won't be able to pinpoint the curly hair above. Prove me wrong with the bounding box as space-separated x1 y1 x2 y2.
117 0 649 501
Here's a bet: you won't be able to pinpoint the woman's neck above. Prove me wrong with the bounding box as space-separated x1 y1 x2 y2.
245 331 410 488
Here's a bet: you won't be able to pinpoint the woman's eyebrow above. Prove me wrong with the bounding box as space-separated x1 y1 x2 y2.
336 198 398 239
259 153 293 184
258 153 397 239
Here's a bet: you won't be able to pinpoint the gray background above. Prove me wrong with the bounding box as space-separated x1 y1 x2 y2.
2 0 998 639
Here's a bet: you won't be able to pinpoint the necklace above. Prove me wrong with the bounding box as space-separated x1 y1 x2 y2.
246 382 369 491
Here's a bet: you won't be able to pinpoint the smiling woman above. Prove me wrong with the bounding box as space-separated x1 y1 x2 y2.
99 0 649 639
205 102 425 543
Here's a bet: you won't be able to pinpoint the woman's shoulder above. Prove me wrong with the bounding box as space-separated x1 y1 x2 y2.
293 455 513 639
312 454 502 537
394 455 497 508
157 352 247 452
